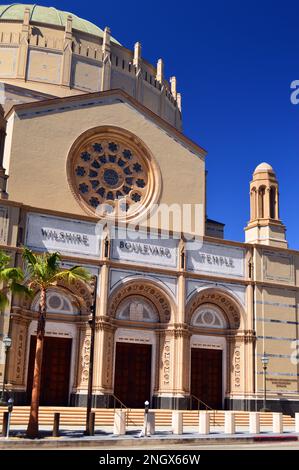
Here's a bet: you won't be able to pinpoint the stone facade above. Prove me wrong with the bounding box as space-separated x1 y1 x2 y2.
0 4 299 414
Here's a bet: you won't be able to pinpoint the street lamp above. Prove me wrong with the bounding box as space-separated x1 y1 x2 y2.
85 276 98 436
261 354 270 412
0 336 12 404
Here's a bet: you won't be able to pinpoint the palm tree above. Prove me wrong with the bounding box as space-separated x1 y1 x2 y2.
23 248 92 439
0 250 31 311
0 250 31 404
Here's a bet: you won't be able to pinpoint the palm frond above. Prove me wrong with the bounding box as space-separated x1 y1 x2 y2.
11 282 34 298
53 266 92 284
46 252 61 273
0 267 24 283
0 251 10 270
22 248 38 271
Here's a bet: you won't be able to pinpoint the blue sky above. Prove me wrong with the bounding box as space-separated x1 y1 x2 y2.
13 0 299 247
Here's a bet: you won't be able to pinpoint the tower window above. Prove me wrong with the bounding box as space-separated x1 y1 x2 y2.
270 186 276 219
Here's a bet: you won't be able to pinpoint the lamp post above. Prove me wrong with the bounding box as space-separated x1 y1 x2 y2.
85 276 98 436
261 354 269 412
0 336 12 404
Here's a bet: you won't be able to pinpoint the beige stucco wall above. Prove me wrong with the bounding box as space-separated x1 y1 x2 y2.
4 95 205 235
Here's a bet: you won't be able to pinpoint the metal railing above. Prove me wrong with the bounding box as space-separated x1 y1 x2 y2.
189 394 218 426
110 394 141 427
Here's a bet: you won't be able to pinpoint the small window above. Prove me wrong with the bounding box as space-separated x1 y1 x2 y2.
116 297 158 322
32 289 80 315
191 306 226 329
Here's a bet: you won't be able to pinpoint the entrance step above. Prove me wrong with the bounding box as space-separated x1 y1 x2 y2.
0 407 296 427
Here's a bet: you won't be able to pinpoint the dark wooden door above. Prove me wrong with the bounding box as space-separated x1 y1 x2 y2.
191 348 223 409
114 342 152 408
27 336 72 406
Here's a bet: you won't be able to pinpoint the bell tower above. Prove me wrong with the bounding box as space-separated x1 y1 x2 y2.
245 162 287 247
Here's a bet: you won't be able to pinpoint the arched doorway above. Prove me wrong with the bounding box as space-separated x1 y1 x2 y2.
190 305 227 409
26 289 80 406
186 288 243 410
113 297 158 408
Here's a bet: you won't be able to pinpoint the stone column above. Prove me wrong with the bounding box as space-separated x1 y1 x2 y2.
17 8 30 79
7 314 31 389
265 187 270 219
101 27 111 91
0 105 8 199
60 15 73 87
156 58 164 84
92 261 115 401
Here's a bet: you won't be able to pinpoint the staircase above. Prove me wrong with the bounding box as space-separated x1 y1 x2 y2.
0 407 296 428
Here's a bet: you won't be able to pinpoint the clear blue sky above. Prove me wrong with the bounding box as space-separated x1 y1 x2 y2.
16 1 299 247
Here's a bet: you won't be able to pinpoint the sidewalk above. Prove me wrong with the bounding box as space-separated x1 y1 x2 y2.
1 425 298 448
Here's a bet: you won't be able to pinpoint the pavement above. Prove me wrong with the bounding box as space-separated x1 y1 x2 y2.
0 425 298 449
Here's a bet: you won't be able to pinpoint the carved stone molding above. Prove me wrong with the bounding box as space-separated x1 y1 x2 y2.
19 279 93 315
186 289 242 329
109 281 172 323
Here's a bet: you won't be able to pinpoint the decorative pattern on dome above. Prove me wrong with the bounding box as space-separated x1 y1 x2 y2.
71 135 150 217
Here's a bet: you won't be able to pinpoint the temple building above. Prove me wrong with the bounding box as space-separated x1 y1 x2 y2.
0 4 298 413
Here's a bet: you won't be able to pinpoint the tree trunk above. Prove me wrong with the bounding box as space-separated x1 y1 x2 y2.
26 287 46 438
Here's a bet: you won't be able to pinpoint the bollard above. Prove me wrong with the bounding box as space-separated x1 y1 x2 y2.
113 409 126 435
295 413 299 433
224 411 235 434
52 412 60 437
199 411 210 434
172 411 183 435
272 412 283 433
249 412 260 434
2 412 8 437
145 412 155 436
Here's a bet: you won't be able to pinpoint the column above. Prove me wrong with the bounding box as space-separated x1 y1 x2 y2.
60 15 73 87
16 8 30 79
101 27 112 91
7 314 31 389
92 256 115 397
264 187 270 219
156 58 164 84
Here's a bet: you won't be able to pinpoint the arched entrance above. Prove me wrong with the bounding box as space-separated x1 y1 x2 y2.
186 288 243 410
113 297 157 408
26 288 80 406
109 281 173 408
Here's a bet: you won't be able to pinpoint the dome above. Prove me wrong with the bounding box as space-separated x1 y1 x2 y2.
0 3 120 43
254 162 275 174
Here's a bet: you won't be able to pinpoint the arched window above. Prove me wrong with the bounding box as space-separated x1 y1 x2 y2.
116 296 159 323
258 186 265 218
250 187 257 220
32 289 80 315
191 305 227 329
270 186 276 219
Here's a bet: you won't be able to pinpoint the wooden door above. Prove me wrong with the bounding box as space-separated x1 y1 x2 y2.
27 336 72 406
191 348 223 409
114 342 152 408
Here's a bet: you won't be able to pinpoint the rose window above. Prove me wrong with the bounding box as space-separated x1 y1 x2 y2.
69 133 153 218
